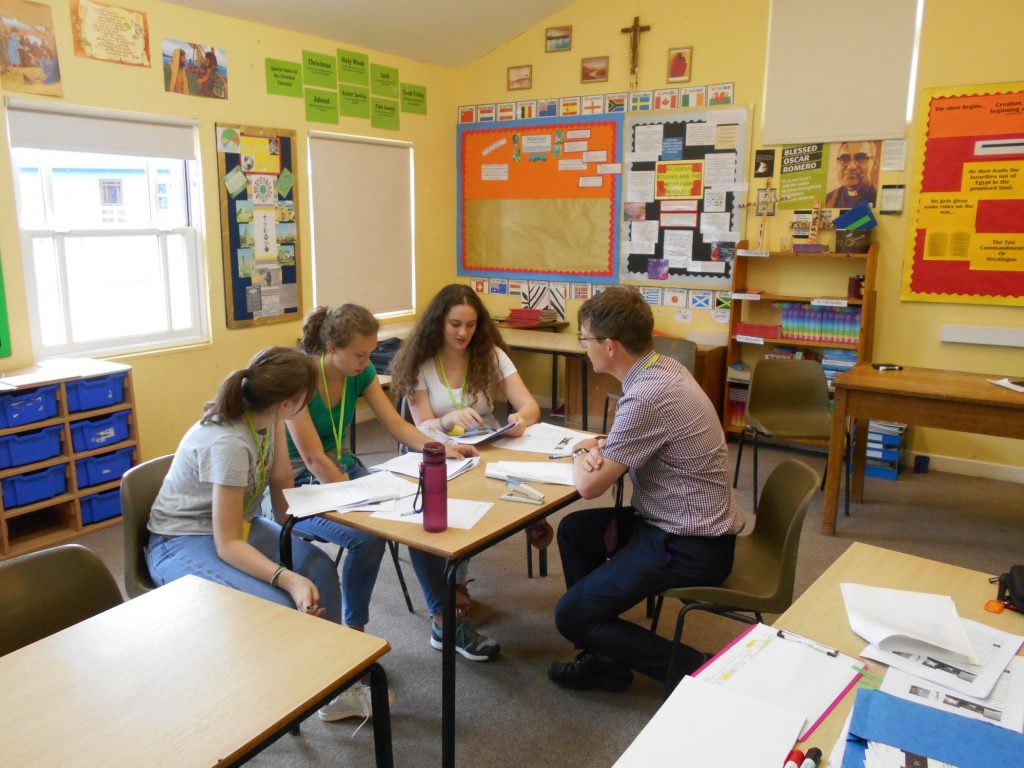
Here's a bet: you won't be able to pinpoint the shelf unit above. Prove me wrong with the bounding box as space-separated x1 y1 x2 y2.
0 360 138 559
723 243 878 433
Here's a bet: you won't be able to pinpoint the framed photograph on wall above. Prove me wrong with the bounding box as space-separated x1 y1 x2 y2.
581 56 608 83
507 64 532 91
667 47 692 83
545 25 572 52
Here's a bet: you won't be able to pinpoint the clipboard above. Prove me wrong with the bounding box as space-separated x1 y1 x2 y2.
694 622 866 741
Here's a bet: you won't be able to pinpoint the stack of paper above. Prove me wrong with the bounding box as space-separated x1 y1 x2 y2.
484 461 575 486
370 452 480 481
283 472 418 518
493 421 592 456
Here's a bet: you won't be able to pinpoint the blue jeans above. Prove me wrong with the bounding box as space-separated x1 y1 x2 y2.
554 506 735 683
146 516 342 624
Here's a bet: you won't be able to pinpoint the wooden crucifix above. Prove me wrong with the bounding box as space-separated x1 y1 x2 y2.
621 16 651 87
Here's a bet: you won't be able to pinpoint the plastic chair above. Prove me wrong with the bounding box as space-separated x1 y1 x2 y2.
0 543 123 656
603 337 698 432
732 358 848 515
121 454 174 598
650 459 819 696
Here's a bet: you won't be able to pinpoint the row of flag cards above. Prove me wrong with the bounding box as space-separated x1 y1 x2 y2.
470 277 733 311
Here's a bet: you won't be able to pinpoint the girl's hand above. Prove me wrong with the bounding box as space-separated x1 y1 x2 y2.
445 443 478 459
442 408 484 432
279 570 325 617
505 413 528 437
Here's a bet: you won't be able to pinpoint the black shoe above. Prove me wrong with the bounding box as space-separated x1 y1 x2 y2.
548 651 633 692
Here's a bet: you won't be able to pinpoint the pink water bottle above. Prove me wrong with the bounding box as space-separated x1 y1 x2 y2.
419 442 448 532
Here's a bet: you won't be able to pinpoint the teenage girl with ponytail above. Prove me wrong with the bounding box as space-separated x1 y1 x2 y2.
146 346 340 621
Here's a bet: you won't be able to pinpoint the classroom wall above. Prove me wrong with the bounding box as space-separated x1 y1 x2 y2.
456 0 1024 477
0 0 460 458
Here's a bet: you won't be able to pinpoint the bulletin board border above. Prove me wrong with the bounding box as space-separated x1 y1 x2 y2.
216 123 303 329
456 113 623 284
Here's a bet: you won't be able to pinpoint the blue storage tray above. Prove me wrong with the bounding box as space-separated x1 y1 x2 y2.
81 488 121 525
71 411 130 452
0 384 59 428
66 373 127 413
2 464 67 508
0 424 64 470
76 446 133 488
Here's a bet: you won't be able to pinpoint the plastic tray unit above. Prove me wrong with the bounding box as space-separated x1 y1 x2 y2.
0 424 64 470
70 411 130 453
81 488 122 525
0 385 59 428
2 464 67 508
76 446 134 489
66 373 128 413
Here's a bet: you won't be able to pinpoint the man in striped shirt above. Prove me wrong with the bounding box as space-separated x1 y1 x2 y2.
549 287 743 693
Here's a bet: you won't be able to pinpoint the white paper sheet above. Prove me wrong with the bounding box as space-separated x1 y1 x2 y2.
612 676 804 768
841 583 979 665
626 170 655 203
366 496 491 529
484 461 575 486
861 618 1023 699
632 124 664 154
880 657 1024 732
492 422 592 456
283 472 418 518
370 453 480 481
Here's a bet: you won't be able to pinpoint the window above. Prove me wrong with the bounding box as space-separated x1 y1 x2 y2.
7 102 207 358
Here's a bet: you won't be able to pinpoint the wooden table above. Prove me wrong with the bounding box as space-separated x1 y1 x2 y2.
774 542 1024 761
281 445 581 768
500 327 592 431
823 364 1024 535
0 575 393 767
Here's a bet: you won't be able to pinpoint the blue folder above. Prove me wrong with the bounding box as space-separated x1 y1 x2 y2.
841 689 1024 768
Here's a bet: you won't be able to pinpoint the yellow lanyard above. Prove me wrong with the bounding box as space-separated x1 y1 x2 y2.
242 411 271 525
436 353 466 412
642 352 661 371
320 354 348 464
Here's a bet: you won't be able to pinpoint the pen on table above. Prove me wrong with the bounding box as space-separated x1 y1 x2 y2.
798 747 822 768
548 453 573 459
782 749 804 768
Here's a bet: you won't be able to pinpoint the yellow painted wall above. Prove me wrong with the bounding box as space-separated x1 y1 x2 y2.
0 0 459 458
456 0 1024 471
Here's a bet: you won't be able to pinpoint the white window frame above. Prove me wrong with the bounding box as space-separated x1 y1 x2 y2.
7 101 209 358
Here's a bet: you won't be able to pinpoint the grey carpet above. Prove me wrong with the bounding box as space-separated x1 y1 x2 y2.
71 422 1024 768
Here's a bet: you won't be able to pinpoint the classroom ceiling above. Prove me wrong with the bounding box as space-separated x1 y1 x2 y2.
164 0 575 68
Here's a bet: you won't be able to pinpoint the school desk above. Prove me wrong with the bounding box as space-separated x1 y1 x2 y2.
0 575 393 767
279 444 582 768
823 364 1024 535
500 327 593 430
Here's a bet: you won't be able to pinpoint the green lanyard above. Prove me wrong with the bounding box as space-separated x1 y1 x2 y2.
243 411 271 507
320 354 348 464
436 353 466 412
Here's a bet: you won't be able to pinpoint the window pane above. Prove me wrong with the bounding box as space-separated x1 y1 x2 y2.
63 235 168 343
166 233 194 330
16 167 46 229
30 238 66 346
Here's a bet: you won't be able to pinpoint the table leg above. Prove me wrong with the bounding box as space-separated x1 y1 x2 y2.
822 388 848 535
550 354 559 419
366 662 395 768
442 558 459 768
279 516 298 569
852 416 869 502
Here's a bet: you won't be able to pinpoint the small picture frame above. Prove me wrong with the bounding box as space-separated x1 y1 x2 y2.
545 25 572 53
756 188 777 217
667 47 692 83
581 56 609 84
507 65 532 91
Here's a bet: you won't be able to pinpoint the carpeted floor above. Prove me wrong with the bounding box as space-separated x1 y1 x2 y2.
70 421 1024 768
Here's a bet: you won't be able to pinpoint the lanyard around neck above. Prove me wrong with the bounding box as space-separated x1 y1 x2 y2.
436 352 466 412
243 411 271 506
642 352 661 371
320 353 348 463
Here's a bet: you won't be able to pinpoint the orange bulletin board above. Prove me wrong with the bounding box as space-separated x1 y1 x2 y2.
457 114 622 282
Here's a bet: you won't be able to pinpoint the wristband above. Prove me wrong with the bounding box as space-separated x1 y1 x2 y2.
572 446 589 459
270 565 287 587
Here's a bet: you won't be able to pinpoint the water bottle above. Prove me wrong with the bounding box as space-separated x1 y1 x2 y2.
420 441 448 532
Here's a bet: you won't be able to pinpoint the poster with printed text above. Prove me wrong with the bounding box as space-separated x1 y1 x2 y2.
71 0 149 67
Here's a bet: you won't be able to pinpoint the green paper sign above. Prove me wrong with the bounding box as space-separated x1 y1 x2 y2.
305 88 339 124
400 83 427 115
0 254 11 358
276 167 295 198
340 85 370 119
337 48 368 86
302 50 336 89
371 64 399 98
371 98 400 131
265 58 302 97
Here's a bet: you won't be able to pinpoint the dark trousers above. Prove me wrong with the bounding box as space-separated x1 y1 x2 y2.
554 506 735 683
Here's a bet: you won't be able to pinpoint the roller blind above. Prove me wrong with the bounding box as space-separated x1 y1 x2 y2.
5 98 197 159
762 0 920 145
308 132 414 317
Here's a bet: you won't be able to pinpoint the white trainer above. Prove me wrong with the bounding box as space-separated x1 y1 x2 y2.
318 682 396 722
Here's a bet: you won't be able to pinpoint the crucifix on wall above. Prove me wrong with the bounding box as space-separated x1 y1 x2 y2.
620 15 651 90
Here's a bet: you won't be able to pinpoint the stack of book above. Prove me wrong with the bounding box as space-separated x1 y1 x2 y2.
821 348 858 390
506 308 558 326
726 384 749 429
763 346 819 362
863 420 907 480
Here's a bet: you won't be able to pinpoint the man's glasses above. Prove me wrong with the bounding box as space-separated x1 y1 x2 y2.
577 334 611 346
837 153 873 165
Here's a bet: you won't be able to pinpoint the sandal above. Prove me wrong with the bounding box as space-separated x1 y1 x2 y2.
528 521 554 550
455 582 472 619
